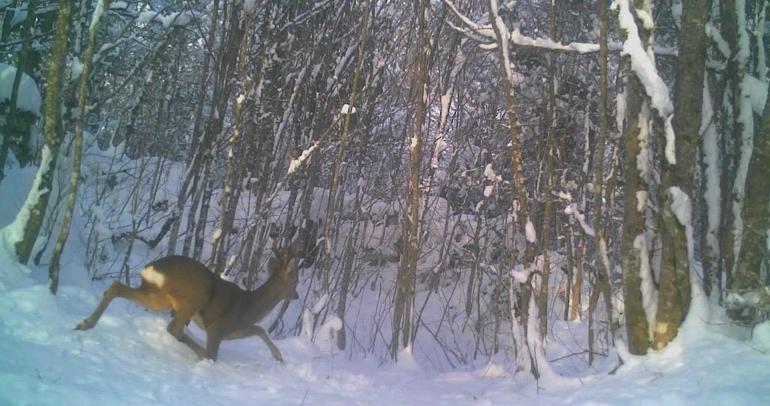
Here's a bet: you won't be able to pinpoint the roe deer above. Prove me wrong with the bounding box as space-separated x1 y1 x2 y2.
75 246 299 362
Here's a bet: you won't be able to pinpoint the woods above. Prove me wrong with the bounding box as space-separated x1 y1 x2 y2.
1 0 769 379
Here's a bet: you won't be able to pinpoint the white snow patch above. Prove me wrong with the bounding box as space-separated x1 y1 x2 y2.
525 220 537 243
746 75 768 115
341 104 357 115
752 321 770 352
0 146 53 249
635 190 647 212
89 0 106 32
288 142 318 175
137 10 194 29
0 63 42 115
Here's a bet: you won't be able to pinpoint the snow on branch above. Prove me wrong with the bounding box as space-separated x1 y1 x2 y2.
288 142 319 175
614 0 676 164
442 0 676 56
137 10 195 29
559 192 596 237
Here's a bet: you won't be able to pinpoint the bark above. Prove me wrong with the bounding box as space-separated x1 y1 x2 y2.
590 0 613 346
167 0 221 255
621 70 650 355
212 6 250 273
391 0 428 361
0 0 39 180
320 2 370 292
733 88 770 291
10 0 72 264
653 0 709 349
486 0 537 377
537 0 558 341
49 0 111 294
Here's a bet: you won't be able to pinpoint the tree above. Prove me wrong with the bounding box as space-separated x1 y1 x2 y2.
4 0 72 265
732 84 770 297
654 0 709 349
49 0 113 293
391 0 429 361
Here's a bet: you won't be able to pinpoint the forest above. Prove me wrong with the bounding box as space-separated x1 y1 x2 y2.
0 0 769 404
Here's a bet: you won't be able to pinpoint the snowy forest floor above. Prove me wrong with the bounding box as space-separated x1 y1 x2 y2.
1 163 770 405
2 241 770 405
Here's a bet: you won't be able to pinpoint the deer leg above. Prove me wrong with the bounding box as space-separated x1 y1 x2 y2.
166 307 207 359
76 282 153 330
205 331 224 361
226 325 284 362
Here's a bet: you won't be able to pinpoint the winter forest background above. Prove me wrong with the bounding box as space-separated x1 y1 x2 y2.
1 0 770 404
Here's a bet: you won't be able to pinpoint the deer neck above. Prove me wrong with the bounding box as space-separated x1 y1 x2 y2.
242 274 286 324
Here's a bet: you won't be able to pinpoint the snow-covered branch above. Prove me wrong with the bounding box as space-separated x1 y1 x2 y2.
442 0 677 56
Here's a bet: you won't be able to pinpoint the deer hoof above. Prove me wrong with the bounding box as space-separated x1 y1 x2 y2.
75 319 94 330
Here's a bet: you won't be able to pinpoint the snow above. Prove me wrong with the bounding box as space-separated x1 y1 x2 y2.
751 321 770 352
510 264 529 284
634 234 657 329
137 10 194 29
705 23 730 59
3 247 769 405
564 203 595 237
90 0 106 32
614 0 676 164
735 0 750 66
635 190 647 212
243 0 257 14
615 87 626 132
701 79 721 261
670 0 682 29
732 75 756 263
509 29 598 54
0 63 42 115
340 103 357 114
746 75 768 115
0 146 53 251
1 167 770 405
524 219 536 243
69 57 84 81
288 142 319 175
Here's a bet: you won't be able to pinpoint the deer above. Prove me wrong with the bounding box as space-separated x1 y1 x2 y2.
75 245 299 362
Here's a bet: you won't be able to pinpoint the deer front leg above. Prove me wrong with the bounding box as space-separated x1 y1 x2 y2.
226 325 284 362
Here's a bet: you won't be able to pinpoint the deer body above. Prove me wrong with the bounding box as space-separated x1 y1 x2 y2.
75 248 298 362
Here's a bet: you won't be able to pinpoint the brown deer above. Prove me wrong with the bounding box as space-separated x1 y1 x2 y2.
75 246 299 362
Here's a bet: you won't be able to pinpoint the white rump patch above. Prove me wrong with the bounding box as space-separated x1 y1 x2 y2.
140 266 166 287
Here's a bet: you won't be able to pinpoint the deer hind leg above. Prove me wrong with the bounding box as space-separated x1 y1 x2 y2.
75 281 162 330
165 306 207 359
226 325 284 362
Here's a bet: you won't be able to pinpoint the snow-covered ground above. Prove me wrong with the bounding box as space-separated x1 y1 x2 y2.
2 245 770 405
1 176 769 405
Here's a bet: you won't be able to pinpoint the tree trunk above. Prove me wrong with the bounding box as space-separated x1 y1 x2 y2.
621 69 651 355
733 87 770 291
486 0 537 378
49 0 111 293
0 0 40 180
320 2 370 293
167 0 221 255
391 0 427 361
6 0 72 264
653 0 709 349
